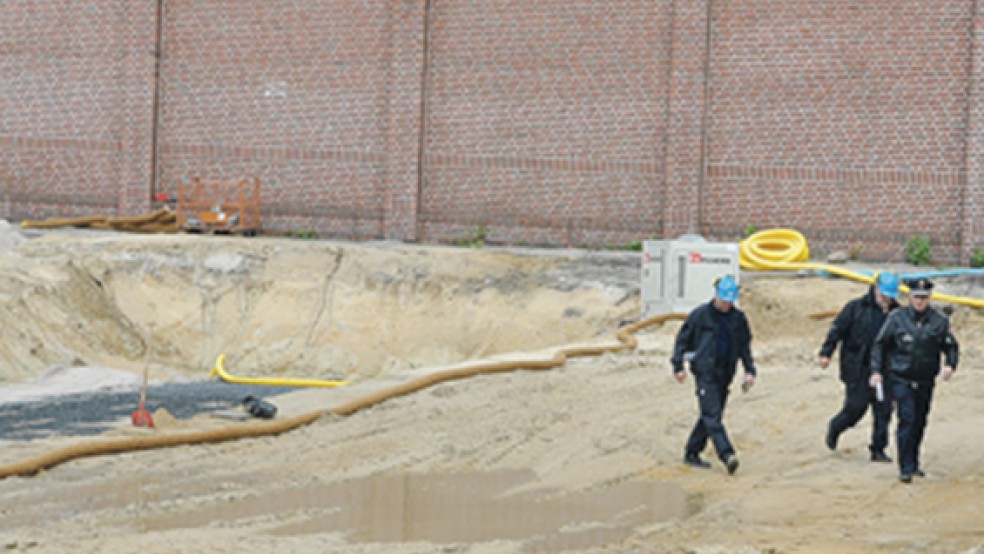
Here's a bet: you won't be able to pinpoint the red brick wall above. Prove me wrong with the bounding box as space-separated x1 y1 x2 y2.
2 0 983 263
964 4 984 263
418 0 670 247
155 0 425 240
0 1 156 219
661 0 711 241
703 1 974 262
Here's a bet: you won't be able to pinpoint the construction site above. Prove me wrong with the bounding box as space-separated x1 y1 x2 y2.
3 1 984 552
0 223 981 552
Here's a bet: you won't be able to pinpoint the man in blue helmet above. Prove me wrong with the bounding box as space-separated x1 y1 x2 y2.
818 271 901 462
870 278 958 483
671 274 757 475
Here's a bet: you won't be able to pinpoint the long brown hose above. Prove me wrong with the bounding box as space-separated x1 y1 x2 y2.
0 313 685 479
20 208 178 233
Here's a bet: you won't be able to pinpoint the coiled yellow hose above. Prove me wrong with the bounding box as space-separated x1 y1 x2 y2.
738 228 810 268
739 229 984 309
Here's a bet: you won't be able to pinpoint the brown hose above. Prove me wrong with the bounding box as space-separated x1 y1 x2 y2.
808 310 839 321
0 313 685 479
20 208 178 233
0 411 327 479
329 313 679 416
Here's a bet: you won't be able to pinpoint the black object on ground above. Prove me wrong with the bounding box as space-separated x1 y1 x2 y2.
0 382 298 442
242 395 278 419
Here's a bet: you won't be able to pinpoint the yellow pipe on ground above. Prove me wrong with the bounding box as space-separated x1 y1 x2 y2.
739 229 984 309
0 313 686 479
209 354 348 388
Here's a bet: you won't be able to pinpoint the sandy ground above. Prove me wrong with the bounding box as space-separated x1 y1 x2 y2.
0 226 983 553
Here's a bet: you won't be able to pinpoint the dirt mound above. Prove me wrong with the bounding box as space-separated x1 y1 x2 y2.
0 229 642 387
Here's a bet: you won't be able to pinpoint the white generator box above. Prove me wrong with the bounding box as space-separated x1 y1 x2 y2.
641 239 741 317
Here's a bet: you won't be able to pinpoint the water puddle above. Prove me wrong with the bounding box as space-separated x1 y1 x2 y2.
142 470 688 550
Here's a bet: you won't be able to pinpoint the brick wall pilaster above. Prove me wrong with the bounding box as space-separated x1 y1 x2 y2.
965 2 984 263
383 0 427 242
117 1 158 215
661 0 710 239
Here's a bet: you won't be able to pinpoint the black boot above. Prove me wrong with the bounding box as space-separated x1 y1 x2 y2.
870 449 892 463
825 425 839 451
683 452 711 469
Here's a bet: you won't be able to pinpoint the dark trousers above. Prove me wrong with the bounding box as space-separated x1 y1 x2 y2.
685 375 734 461
828 379 892 453
891 377 934 475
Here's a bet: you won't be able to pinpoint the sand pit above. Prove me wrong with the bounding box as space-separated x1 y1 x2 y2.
0 226 983 553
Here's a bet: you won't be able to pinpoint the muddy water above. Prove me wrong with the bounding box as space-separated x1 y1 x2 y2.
140 470 688 549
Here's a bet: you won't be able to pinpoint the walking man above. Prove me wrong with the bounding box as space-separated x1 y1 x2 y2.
870 278 958 483
818 272 900 462
672 274 757 475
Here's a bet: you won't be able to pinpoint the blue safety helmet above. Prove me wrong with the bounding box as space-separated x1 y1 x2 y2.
714 275 739 303
875 272 900 299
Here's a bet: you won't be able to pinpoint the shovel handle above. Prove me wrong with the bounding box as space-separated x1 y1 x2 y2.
140 365 149 405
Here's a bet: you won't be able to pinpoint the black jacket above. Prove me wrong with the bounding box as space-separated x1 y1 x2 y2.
671 300 756 383
870 305 959 383
818 287 900 384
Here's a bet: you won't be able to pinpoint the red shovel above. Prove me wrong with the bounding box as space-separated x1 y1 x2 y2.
131 362 155 428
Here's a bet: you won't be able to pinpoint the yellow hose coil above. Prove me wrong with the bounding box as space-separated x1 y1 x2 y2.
738 228 810 268
739 228 984 309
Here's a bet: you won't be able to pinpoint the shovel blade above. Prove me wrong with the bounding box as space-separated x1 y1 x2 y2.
131 403 155 428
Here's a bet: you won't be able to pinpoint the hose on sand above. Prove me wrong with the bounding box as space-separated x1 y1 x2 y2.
209 356 347 388
0 313 685 479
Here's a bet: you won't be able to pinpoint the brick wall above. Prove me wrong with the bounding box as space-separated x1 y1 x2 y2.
155 0 426 240
0 1 156 219
419 0 670 247
2 0 983 263
704 1 974 261
964 2 984 263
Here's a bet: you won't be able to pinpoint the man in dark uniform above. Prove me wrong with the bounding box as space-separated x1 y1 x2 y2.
672 274 757 475
818 272 900 462
870 278 958 483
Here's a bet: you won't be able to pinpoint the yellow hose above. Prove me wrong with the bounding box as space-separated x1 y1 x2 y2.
209 355 348 388
739 229 984 309
0 313 686 479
